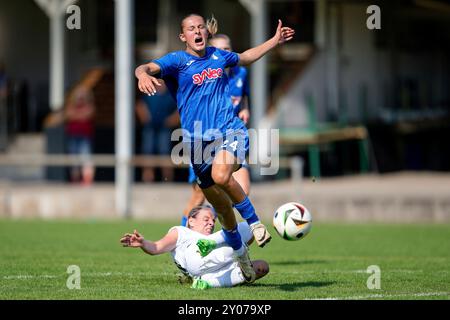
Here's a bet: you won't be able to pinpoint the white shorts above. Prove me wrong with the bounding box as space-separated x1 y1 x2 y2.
183 222 253 287
199 261 246 288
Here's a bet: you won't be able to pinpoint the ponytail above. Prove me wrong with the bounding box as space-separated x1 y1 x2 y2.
206 14 218 38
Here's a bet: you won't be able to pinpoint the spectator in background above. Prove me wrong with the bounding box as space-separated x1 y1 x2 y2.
136 80 179 182
64 85 96 185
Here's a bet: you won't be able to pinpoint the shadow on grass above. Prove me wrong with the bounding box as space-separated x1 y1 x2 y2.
270 259 329 266
253 281 335 292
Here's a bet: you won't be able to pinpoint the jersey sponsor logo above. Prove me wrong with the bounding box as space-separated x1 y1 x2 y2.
211 54 219 60
192 68 223 85
186 60 195 66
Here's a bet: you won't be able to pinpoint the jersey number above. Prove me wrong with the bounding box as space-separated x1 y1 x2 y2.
221 140 239 152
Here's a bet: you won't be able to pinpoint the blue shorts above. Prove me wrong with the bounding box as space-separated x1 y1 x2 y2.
189 131 249 189
67 136 92 165
188 161 249 185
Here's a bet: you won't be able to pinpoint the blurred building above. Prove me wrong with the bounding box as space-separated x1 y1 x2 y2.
0 0 449 182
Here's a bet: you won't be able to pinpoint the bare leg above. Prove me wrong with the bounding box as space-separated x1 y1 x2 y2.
182 183 206 217
232 167 251 196
201 185 236 230
211 150 271 248
82 165 95 185
183 168 249 218
211 150 247 203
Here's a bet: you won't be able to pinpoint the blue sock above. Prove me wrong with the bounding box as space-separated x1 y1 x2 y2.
222 226 243 251
181 216 188 227
234 197 260 225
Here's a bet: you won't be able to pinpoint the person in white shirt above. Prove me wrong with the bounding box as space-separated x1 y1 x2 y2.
120 205 269 289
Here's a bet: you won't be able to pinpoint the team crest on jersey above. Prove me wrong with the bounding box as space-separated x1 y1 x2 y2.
192 68 223 85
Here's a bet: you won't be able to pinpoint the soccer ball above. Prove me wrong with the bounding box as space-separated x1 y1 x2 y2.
273 202 312 241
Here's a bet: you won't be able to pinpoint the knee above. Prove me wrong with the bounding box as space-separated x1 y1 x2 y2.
259 261 270 276
212 170 232 187
254 260 270 278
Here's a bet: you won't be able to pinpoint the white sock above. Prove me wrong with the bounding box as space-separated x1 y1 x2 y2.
234 243 246 257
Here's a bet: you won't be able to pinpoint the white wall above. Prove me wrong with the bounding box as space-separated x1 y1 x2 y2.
340 3 381 122
276 50 327 128
65 0 106 87
275 2 449 129
275 2 381 129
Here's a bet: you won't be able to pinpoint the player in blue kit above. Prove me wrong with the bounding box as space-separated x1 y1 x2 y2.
135 14 295 283
182 34 251 227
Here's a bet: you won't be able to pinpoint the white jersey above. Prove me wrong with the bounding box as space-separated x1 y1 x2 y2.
169 222 252 287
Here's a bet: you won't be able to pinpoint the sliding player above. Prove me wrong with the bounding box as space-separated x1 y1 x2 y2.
120 206 269 289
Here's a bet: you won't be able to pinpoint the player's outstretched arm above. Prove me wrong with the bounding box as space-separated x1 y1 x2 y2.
238 19 295 66
120 229 178 255
135 62 162 96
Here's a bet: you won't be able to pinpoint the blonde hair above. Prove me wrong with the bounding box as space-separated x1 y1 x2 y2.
180 14 218 38
206 15 218 37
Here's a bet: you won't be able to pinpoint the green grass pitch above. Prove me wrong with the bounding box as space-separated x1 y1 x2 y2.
0 219 449 300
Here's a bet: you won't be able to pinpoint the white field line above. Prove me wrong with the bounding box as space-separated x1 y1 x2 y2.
3 268 449 280
272 269 427 274
3 268 445 280
311 292 449 300
1 272 175 280
3 274 55 280
2 273 449 299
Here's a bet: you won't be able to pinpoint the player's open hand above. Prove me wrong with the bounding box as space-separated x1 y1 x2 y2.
138 74 162 96
120 229 144 248
274 19 295 45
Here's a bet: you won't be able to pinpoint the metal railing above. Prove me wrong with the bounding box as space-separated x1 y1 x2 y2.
0 154 304 182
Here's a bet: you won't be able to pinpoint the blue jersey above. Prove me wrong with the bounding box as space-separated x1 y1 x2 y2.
153 47 246 142
228 66 250 116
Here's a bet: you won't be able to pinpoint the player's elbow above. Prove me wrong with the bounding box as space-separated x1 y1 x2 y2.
238 53 251 66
